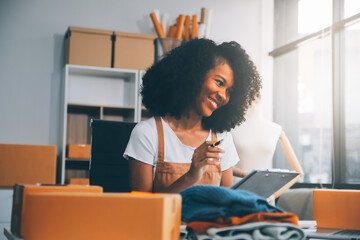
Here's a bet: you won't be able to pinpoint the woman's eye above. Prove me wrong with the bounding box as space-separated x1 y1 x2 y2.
226 88 233 96
215 79 224 86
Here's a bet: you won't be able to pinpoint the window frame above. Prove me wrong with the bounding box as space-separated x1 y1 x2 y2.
270 0 360 189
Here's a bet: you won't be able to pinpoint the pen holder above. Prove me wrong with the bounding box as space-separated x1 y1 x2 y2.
154 38 183 63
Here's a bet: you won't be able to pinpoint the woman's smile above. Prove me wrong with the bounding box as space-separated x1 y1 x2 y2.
208 96 219 109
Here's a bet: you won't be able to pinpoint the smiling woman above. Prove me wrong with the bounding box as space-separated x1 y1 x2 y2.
123 38 262 193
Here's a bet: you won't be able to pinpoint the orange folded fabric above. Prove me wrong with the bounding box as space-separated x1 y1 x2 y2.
187 212 299 233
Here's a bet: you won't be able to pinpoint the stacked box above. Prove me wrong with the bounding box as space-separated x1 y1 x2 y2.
21 192 181 240
65 26 113 68
67 144 91 159
113 31 155 70
0 144 57 187
10 184 103 238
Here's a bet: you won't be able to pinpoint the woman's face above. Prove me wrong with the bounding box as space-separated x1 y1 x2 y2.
195 62 234 117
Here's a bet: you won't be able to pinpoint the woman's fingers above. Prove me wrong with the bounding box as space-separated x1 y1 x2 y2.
191 140 225 171
203 158 220 165
203 151 222 160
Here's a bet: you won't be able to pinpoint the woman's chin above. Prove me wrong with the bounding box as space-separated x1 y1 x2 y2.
203 110 214 117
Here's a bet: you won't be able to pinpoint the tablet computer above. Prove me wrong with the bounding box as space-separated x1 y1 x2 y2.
231 169 300 199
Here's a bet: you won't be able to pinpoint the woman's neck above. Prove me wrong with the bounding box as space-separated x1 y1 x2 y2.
163 110 203 131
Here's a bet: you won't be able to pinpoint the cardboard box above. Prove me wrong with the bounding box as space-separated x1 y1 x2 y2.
69 178 90 185
67 144 91 159
65 26 113 68
113 31 155 70
0 144 57 187
11 184 103 238
313 189 360 230
21 192 181 240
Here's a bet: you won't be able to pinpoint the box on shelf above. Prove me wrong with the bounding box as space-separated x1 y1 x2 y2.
69 178 90 185
67 144 91 159
21 192 181 240
0 144 57 187
65 26 113 68
113 31 155 70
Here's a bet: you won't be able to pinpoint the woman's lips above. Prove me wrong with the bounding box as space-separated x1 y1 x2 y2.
208 97 219 109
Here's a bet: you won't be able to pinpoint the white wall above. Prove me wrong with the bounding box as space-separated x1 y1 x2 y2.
0 0 273 149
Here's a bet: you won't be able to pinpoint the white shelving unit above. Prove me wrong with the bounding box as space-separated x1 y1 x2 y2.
60 64 142 184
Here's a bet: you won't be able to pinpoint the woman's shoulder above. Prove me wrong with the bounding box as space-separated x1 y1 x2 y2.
216 131 233 141
131 117 157 136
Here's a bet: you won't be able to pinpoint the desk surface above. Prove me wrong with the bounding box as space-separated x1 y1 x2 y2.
3 228 23 240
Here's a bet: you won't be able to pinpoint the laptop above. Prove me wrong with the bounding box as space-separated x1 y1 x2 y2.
305 228 360 239
305 189 360 240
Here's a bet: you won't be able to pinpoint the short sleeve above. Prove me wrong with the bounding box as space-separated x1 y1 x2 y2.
218 131 240 171
123 119 157 166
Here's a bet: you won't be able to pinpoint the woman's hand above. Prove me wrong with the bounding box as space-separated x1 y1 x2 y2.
187 140 224 182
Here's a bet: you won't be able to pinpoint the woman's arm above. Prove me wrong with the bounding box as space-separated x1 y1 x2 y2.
220 167 233 187
232 167 249 178
129 158 154 192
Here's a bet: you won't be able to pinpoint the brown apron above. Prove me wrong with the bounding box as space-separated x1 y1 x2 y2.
153 116 222 192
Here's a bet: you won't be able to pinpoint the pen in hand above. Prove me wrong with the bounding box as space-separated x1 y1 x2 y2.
210 139 223 147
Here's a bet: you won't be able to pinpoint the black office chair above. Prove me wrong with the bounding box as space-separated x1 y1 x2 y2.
89 119 137 192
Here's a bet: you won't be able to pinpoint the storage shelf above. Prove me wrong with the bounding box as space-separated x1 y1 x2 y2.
60 64 143 184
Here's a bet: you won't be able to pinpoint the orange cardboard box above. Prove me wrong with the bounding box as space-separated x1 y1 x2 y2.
0 144 57 187
313 189 360 230
12 184 103 238
67 144 91 159
65 26 113 68
69 178 90 185
21 192 181 240
113 31 155 70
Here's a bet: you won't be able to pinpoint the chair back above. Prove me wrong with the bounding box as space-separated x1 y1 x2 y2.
89 119 136 192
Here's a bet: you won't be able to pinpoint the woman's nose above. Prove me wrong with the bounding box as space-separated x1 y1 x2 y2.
216 89 228 102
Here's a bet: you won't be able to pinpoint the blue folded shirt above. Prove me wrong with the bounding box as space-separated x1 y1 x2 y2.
180 185 284 223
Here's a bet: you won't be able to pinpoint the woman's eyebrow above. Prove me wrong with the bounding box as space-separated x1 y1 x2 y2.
215 75 227 83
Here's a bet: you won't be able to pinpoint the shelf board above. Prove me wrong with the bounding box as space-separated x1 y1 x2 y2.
67 103 135 110
66 64 137 79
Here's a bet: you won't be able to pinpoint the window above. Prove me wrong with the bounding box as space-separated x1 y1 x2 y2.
271 0 360 187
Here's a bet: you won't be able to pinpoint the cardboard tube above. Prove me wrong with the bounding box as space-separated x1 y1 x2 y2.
162 13 169 36
200 8 206 24
184 15 190 40
167 25 177 38
175 15 185 40
150 12 165 38
204 8 212 38
191 15 199 39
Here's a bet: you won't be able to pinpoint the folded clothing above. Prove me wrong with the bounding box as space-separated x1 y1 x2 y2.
180 185 283 223
187 212 299 233
187 222 305 240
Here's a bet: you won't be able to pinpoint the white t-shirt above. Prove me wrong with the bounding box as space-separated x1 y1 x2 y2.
124 117 239 174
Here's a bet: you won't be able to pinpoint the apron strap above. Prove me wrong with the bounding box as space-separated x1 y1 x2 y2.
155 116 165 163
155 116 217 163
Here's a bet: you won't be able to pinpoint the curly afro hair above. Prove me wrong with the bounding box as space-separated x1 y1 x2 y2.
141 38 262 132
